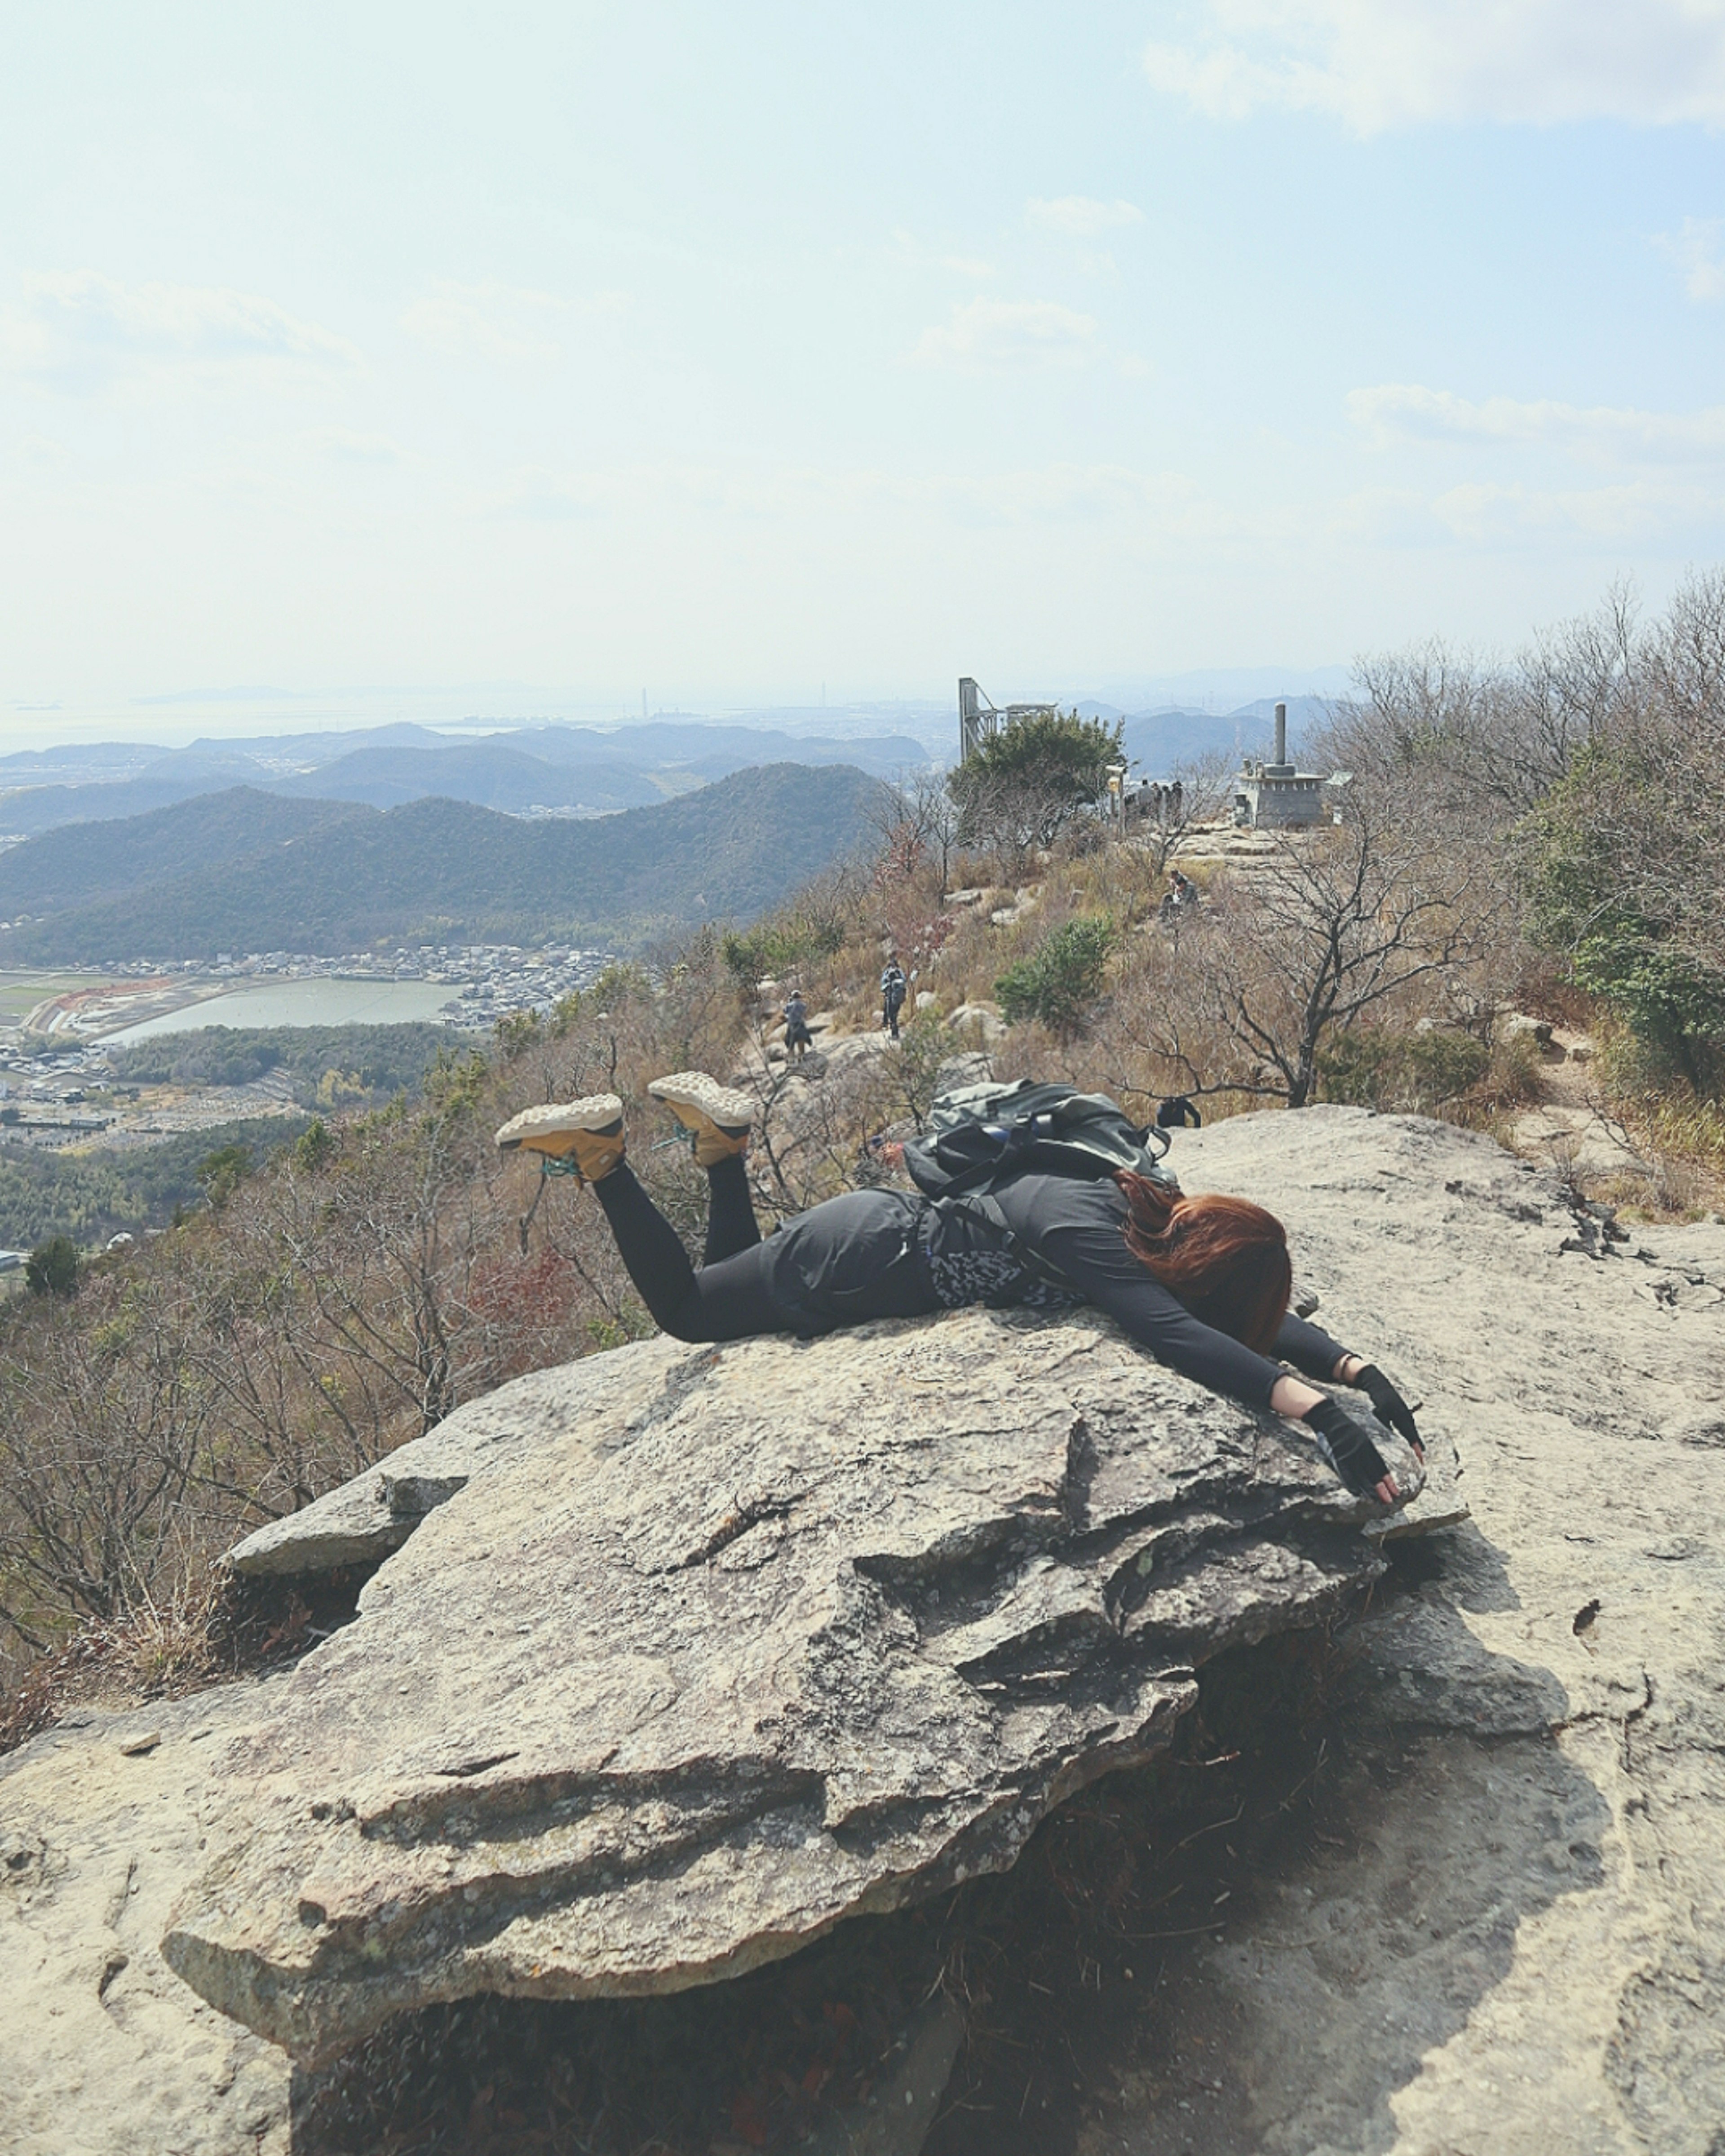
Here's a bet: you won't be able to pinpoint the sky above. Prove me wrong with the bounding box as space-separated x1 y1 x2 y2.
6 0 1725 745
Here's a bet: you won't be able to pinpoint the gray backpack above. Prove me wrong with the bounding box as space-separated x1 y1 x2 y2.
902 1079 1174 1201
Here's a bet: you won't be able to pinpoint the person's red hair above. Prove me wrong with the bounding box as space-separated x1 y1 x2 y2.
1114 1172 1291 1354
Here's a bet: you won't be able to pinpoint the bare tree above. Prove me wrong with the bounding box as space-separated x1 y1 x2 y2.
871 764 964 893
1116 793 1499 1108
1331 582 1642 822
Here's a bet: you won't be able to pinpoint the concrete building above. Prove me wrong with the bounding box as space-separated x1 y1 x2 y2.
1232 701 1332 830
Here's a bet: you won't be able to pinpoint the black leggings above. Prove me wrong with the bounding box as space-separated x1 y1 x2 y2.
594 1158 941 1343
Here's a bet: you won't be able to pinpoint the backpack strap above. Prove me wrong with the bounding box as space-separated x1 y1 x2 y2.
963 1192 1076 1293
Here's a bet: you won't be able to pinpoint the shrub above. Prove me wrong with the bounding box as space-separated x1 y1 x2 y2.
24 1235 78 1297
721 918 845 988
1316 1028 1491 1113
995 917 1115 1037
197 1143 253 1211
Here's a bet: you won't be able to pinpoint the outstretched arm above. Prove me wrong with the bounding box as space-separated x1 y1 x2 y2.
1030 1218 1403 1502
1269 1373 1399 1506
1273 1314 1423 1472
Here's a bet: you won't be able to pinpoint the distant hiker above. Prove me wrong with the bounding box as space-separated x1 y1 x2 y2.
498 1076 1424 1507
880 960 907 1039
1156 1095 1203 1130
1169 778 1184 821
783 990 812 1062
1168 868 1197 908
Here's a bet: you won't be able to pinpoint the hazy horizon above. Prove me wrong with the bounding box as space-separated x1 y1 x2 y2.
0 665 1353 759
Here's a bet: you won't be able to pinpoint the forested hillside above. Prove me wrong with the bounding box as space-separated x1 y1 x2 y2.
0 790 368 914
0 1114 312 1248
0 763 883 960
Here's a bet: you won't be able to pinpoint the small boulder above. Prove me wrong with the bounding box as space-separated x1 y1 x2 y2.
945 1002 1007 1043
1499 1013 1558 1054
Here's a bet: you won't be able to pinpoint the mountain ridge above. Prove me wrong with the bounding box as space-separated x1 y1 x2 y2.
0 764 883 962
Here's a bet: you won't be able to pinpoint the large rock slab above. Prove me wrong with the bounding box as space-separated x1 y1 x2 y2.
164 1306 1414 2062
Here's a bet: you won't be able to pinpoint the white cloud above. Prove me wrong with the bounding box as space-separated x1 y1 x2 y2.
1143 1 1725 133
1348 381 1725 460
400 280 566 364
0 273 359 392
1026 196 1144 235
909 297 1101 370
490 458 1240 539
305 426 406 465
890 230 995 278
1426 477 1713 543
1655 215 1725 298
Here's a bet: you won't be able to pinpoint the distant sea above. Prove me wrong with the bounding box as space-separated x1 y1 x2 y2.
106 978 458 1043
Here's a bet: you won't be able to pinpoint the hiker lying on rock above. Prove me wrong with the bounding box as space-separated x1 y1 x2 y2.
496 1075 1423 1505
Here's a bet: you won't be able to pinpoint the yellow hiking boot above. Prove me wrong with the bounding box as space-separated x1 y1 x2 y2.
495 1094 626 1182
647 1072 754 1167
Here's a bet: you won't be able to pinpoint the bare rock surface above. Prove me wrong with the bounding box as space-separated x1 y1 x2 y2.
227 1340 686 1578
1078 1106 1725 2156
164 1304 1410 2063
0 1680 294 2156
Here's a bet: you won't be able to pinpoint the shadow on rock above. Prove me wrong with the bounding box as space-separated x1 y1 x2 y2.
1079 1531 1611 2156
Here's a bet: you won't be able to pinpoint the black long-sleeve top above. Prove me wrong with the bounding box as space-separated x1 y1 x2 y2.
929 1172 1346 1411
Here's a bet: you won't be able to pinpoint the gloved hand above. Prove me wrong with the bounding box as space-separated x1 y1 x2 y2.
1302 1396 1393 1499
1351 1364 1423 1456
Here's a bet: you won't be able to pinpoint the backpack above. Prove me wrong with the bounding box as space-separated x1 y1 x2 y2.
900 1079 1174 1202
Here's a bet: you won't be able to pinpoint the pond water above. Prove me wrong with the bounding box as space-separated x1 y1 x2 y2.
106 977 461 1043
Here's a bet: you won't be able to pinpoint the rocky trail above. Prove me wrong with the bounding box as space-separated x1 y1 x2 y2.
4 1108 1723 2156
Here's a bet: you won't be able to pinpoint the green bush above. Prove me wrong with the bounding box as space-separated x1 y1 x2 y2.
994 916 1115 1036
197 1142 253 1211
950 709 1124 854
24 1236 78 1296
1517 741 1725 1089
721 917 844 987
1316 1028 1491 1113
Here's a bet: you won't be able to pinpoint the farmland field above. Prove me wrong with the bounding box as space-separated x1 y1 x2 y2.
0 970 111 1029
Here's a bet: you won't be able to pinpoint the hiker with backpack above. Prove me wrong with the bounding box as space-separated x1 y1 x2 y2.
782 988 813 1062
880 959 907 1039
497 1075 1420 1506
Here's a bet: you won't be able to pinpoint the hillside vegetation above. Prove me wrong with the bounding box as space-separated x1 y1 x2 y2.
105 1021 450 1103
0 1114 313 1249
0 763 883 962
0 789 367 914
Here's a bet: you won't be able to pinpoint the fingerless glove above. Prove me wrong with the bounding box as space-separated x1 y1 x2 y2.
1302 1396 1391 1497
1352 1363 1422 1453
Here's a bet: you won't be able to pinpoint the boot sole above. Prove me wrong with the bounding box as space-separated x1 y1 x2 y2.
646 1071 754 1135
495 1094 624 1151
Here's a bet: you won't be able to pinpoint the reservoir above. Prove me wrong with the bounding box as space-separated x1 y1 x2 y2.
106 978 460 1043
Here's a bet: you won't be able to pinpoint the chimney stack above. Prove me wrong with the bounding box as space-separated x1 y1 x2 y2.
1274 700 1287 769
